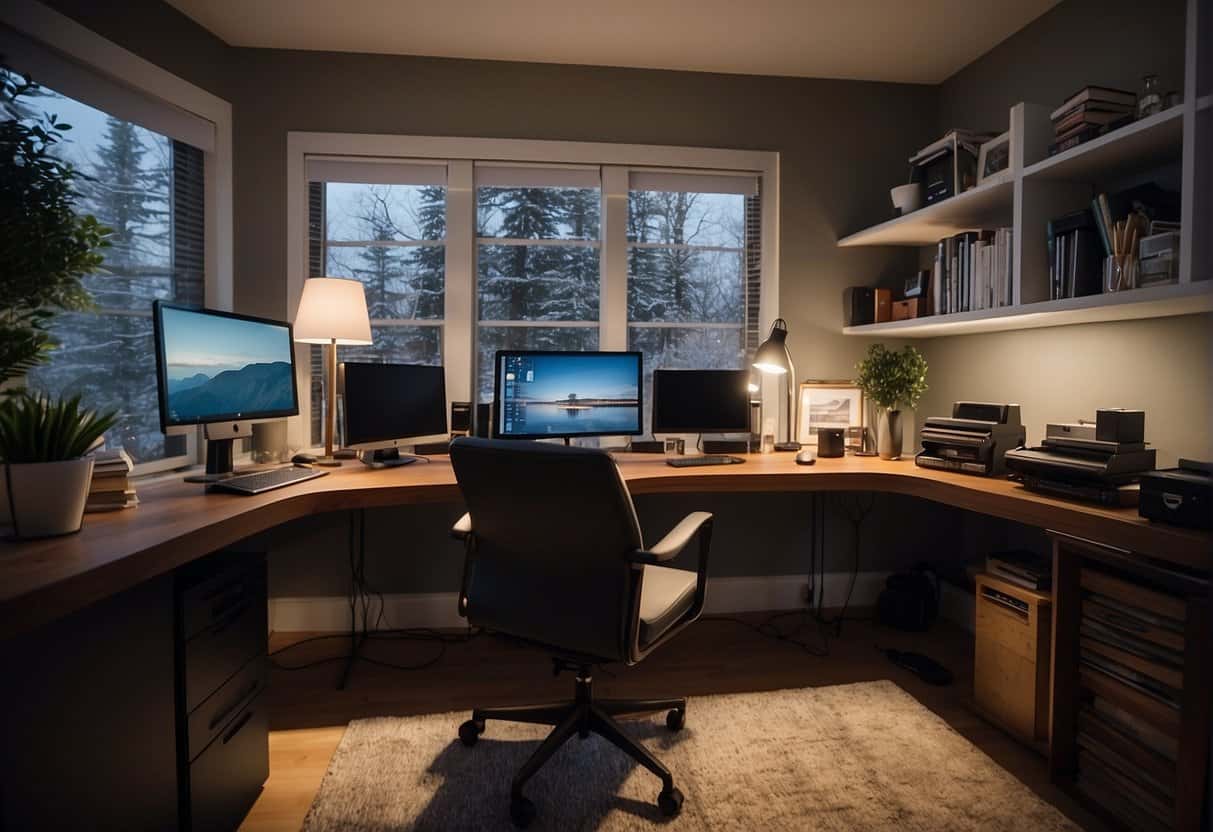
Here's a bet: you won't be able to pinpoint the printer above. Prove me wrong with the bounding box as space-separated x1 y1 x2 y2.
916 402 1026 476
1004 409 1156 505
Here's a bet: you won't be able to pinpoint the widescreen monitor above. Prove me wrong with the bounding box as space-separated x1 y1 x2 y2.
153 302 298 432
341 362 448 451
494 350 643 440
652 369 751 434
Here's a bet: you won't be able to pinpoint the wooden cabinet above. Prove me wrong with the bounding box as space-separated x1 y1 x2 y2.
974 573 1051 744
1049 532 1210 831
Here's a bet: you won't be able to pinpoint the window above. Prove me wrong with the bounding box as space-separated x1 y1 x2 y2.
626 172 760 432
16 78 206 466
306 161 447 444
474 165 601 403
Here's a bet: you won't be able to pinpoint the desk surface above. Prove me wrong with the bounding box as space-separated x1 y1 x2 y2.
1 453 1208 640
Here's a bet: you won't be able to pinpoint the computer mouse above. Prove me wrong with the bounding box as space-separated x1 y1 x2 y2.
795 449 817 465
291 453 318 464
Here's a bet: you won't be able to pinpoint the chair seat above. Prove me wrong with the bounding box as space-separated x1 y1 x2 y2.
639 565 698 646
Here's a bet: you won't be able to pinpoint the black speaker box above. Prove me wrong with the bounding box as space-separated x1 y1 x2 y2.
450 401 471 434
844 287 875 326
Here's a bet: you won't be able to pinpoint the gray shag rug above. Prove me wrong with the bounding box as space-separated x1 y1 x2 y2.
302 680 1077 831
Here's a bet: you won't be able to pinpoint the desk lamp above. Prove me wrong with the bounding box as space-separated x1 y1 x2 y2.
293 277 372 466
752 318 800 451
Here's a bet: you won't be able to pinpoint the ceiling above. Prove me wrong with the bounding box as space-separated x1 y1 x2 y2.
165 0 1060 85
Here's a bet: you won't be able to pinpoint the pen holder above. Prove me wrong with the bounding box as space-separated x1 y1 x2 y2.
1103 255 1138 293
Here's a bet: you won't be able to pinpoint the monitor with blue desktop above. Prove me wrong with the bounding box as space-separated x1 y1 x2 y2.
153 301 300 482
494 350 643 441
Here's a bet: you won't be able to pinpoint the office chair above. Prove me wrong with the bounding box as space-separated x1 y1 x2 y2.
448 437 713 827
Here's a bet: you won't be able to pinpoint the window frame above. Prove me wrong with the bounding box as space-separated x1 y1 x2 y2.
287 134 779 449
2 1 234 476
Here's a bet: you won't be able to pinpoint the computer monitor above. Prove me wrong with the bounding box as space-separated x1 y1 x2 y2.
340 362 448 463
494 350 643 441
652 369 752 434
153 302 299 481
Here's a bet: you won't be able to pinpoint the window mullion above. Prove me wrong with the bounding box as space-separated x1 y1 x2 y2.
445 160 475 405
600 166 628 351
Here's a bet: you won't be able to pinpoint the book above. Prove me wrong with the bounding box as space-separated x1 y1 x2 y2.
1091 696 1179 760
1052 104 1135 134
91 448 134 474
1050 86 1137 120
88 476 130 494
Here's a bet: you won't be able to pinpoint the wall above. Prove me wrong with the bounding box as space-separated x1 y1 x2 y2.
922 0 1212 465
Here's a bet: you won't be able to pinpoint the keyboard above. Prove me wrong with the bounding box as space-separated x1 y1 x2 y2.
210 466 329 495
665 455 745 468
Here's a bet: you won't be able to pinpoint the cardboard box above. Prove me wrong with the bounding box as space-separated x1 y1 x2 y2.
891 298 920 321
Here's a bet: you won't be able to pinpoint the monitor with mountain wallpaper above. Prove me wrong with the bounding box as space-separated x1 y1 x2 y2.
153 302 299 431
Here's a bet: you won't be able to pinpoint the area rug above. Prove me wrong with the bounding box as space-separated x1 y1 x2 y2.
302 679 1077 830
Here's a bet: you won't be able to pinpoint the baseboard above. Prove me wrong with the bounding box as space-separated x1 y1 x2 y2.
269 571 891 633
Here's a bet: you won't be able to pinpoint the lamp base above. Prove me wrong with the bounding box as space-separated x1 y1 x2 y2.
313 457 344 468
333 448 358 460
774 441 802 452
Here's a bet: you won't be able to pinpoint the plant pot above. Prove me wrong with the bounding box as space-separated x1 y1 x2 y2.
877 409 903 460
0 457 94 539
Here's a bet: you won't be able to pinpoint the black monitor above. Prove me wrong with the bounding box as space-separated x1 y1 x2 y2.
153 302 299 481
494 350 643 441
340 362 447 462
652 369 752 434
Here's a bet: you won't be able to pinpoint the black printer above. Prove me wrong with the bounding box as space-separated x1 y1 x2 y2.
916 402 1026 476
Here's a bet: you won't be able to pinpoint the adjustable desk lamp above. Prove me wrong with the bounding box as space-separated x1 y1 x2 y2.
752 318 801 451
293 277 373 466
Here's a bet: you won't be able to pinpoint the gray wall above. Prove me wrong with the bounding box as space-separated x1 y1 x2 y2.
921 0 1211 465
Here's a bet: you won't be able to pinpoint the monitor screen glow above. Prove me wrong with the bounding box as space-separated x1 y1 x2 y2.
154 303 298 428
494 351 643 440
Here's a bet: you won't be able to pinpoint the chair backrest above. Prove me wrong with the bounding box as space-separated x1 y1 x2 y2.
449 437 644 662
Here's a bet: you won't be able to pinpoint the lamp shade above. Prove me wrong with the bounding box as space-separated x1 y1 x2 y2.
752 318 791 374
293 277 373 345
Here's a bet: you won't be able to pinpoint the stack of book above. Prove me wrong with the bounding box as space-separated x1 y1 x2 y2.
931 228 1013 315
1047 208 1104 300
86 448 138 512
1049 86 1136 155
986 550 1050 591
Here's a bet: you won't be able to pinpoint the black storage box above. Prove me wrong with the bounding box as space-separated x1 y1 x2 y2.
1139 459 1212 529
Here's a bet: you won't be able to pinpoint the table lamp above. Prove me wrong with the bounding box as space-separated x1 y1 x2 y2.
293 277 373 465
752 317 800 451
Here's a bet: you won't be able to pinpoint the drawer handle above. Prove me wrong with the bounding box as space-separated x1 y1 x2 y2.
1162 493 1183 510
208 679 261 730
223 709 255 744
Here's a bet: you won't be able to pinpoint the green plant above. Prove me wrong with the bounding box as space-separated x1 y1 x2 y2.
0 392 116 463
854 344 928 411
1 68 109 390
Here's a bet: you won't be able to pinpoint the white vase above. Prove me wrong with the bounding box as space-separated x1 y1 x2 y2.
877 409 904 460
0 457 95 539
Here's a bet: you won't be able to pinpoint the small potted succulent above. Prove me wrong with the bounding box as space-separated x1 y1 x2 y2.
0 393 115 538
854 344 928 460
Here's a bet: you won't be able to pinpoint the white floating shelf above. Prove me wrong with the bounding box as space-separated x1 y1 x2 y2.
841 281 1213 338
1022 106 1184 182
836 178 1014 247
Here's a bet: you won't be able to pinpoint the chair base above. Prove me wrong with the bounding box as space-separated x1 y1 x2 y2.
458 666 686 827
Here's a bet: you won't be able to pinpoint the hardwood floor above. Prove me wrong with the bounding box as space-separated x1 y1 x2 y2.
241 614 1104 830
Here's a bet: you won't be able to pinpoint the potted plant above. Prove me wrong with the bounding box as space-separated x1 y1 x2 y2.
854 344 928 460
0 393 116 538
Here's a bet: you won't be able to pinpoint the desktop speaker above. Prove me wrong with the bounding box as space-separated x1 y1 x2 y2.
475 403 492 438
817 427 845 458
844 287 875 327
451 401 472 435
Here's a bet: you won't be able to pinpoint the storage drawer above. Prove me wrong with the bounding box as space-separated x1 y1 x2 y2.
181 559 265 642
976 586 1035 662
187 693 268 832
187 655 265 763
183 575 266 713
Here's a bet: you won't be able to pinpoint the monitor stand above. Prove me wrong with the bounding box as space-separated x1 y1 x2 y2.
183 421 253 483
358 448 421 468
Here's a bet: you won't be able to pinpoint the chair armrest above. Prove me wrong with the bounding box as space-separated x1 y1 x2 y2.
451 512 473 541
633 511 713 564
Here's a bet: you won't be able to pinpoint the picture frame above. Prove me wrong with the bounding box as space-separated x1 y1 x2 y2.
977 131 1011 186
796 381 864 447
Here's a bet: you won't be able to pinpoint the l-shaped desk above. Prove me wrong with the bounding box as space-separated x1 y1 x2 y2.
1 453 1209 829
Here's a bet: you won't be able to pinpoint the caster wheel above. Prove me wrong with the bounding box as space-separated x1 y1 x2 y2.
458 719 484 747
510 795 537 828
658 787 684 817
666 708 685 732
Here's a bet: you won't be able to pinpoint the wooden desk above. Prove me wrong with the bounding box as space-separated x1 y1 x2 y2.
2 453 1208 641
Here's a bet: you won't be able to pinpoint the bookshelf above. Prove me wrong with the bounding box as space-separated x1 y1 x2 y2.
839 83 1208 337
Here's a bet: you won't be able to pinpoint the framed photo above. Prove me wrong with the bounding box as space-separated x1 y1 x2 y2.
977 131 1011 185
796 381 864 447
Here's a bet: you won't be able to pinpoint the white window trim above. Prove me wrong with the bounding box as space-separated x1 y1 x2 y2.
286 133 779 450
2 0 235 476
